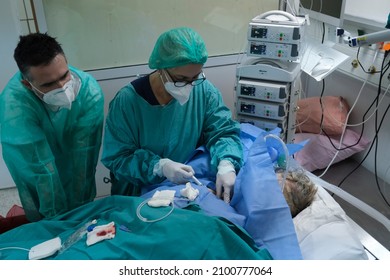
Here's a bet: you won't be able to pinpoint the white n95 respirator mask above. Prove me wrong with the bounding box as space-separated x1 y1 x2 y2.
30 73 81 110
163 82 193 105
161 71 193 105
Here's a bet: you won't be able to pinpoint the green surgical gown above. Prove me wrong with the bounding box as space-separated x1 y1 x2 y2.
101 78 243 195
0 66 104 221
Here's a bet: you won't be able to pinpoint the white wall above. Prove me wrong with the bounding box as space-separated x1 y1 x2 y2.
0 0 20 189
344 0 390 27
39 0 279 70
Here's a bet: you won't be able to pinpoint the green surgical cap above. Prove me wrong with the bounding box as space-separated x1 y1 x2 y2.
149 27 208 69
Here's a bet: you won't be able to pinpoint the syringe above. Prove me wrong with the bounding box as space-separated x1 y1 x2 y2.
191 175 203 186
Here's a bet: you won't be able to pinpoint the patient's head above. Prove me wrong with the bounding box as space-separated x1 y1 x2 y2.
276 169 317 218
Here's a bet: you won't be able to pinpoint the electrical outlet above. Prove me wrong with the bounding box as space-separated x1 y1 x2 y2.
368 65 377 73
333 43 390 92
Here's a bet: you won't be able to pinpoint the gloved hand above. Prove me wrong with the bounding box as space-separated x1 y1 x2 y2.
156 158 195 184
216 160 236 203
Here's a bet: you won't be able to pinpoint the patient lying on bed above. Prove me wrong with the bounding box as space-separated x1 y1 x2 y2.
208 167 317 218
276 168 318 218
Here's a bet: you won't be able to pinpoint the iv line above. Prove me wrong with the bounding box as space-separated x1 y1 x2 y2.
136 198 175 223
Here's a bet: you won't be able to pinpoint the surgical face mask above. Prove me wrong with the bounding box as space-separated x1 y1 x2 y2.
161 71 193 105
30 73 81 110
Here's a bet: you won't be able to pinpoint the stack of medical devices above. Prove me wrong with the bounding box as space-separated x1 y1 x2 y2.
246 10 306 61
236 10 306 143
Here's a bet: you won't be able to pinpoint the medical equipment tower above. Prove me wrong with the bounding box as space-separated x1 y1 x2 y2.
235 11 305 143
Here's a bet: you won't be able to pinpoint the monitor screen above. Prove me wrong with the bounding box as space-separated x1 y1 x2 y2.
299 0 346 27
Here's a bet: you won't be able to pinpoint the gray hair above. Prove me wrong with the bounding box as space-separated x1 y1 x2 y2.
280 168 317 217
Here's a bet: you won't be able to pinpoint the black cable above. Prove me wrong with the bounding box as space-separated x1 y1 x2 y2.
338 52 390 188
372 101 390 207
311 22 390 206
337 58 388 188
356 47 382 74
317 55 390 150
373 52 390 207
317 77 366 199
317 74 366 152
319 98 365 151
337 52 390 207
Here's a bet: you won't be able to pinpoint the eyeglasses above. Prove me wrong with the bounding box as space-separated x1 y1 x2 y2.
164 70 206 87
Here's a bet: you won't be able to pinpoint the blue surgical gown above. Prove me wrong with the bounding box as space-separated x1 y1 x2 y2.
101 75 243 195
0 66 104 221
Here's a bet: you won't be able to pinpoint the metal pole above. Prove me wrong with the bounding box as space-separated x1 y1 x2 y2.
279 0 287 11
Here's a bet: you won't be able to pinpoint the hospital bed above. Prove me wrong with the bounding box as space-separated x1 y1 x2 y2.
304 172 390 260
0 124 387 260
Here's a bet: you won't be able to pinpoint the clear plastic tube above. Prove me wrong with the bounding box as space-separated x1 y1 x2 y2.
265 134 290 192
136 199 174 223
58 219 97 254
0 246 30 259
307 172 390 232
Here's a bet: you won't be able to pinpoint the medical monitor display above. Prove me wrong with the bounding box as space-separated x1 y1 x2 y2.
299 0 346 27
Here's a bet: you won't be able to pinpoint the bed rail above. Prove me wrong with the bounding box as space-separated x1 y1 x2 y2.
306 172 390 232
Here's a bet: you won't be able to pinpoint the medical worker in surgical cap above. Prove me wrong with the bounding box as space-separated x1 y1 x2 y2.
102 27 243 203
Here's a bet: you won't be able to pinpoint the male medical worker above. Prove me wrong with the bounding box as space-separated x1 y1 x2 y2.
102 27 243 203
0 33 104 221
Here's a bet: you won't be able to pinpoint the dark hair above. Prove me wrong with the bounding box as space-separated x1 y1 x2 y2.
13 33 65 80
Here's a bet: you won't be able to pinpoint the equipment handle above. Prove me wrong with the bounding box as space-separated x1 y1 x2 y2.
255 10 297 22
